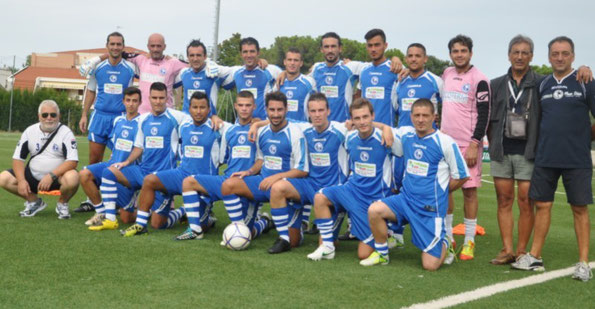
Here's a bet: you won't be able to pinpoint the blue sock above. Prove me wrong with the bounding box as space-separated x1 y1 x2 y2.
94 203 105 214
315 218 335 249
270 207 290 242
100 169 118 221
223 194 244 222
162 208 185 229
375 242 389 258
198 200 211 227
183 191 203 233
302 204 312 224
136 210 150 227
252 217 267 238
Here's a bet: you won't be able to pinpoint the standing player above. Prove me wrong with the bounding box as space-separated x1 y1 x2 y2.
81 87 142 226
440 35 490 261
175 91 272 240
89 82 190 233
120 91 221 236
277 48 316 121
512 37 594 281
220 91 308 253
222 37 282 119
307 98 398 262
363 99 468 269
76 32 136 213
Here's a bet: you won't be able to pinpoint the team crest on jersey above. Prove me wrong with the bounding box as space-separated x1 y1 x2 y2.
553 89 564 100
121 129 129 138
462 84 471 93
286 90 294 99
371 76 379 85
360 151 369 162
52 143 59 152
269 144 277 154
150 127 158 136
414 149 423 160
238 135 246 144
71 140 77 149
325 76 334 85
109 75 117 82
193 81 200 88
160 68 167 75
191 135 199 144
245 79 253 87
408 89 416 97
314 142 324 152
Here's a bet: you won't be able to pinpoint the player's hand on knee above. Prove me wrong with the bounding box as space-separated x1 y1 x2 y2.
38 174 53 192
17 180 31 196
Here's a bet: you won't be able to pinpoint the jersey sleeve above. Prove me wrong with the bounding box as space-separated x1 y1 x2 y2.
305 75 317 91
440 133 469 179
219 122 232 165
134 115 146 149
266 64 282 80
255 127 266 161
61 128 79 162
390 127 404 157
345 60 366 76
221 67 241 90
12 127 31 161
472 79 491 142
173 58 189 76
87 74 98 92
289 126 309 172
174 68 185 89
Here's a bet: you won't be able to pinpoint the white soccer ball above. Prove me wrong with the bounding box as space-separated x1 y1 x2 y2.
222 222 252 250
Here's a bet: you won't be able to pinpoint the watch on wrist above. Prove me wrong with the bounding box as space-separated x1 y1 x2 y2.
49 172 58 182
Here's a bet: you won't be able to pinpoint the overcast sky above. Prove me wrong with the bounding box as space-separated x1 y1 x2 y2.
1 0 594 78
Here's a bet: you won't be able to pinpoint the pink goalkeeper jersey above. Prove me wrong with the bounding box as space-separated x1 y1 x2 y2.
129 56 188 113
440 66 489 146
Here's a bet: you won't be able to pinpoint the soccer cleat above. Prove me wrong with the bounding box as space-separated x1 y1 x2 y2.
307 245 335 261
260 212 274 234
571 262 592 282
511 253 545 271
120 223 148 237
175 227 204 240
55 203 71 219
204 215 217 231
388 235 405 249
459 240 475 260
85 213 105 226
360 251 389 266
74 200 95 213
267 238 291 254
444 238 457 265
88 219 119 231
338 230 357 241
304 223 319 235
20 200 47 217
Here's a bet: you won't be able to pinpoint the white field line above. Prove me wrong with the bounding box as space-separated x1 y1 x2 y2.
402 261 595 309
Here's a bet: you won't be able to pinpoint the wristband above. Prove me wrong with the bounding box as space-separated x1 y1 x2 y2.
49 172 58 182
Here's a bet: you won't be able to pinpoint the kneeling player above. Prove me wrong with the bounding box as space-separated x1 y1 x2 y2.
307 98 399 261
364 99 468 270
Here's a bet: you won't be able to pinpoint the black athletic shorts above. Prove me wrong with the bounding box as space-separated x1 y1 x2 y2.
529 166 593 206
6 166 61 194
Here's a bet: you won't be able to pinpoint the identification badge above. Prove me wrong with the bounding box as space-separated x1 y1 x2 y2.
287 100 299 112
310 153 330 167
115 138 133 152
145 136 164 149
184 145 204 158
104 83 123 95
232 145 251 159
240 88 258 99
401 98 416 111
355 162 376 177
406 159 429 176
264 155 282 170
320 86 339 98
365 86 385 99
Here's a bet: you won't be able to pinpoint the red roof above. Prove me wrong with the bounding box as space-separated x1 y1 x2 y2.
12 67 83 90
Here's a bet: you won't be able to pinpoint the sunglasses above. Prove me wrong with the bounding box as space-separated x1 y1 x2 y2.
41 113 58 118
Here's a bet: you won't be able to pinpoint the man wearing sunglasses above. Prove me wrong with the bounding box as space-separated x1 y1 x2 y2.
0 100 80 219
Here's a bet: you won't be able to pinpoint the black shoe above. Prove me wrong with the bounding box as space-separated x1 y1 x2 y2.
338 230 357 241
74 201 94 213
304 222 319 235
261 213 274 234
268 238 291 254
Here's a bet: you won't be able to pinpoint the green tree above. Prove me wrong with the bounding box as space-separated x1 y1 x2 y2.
531 64 553 75
217 33 242 66
426 55 450 76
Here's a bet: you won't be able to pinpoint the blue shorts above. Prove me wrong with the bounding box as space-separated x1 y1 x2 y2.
86 162 136 210
155 168 191 196
320 183 374 247
194 174 227 203
287 177 321 205
88 110 122 145
382 194 446 258
243 175 271 202
151 191 173 216
118 165 148 191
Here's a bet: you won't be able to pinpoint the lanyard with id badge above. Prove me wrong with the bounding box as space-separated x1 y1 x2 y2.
505 80 532 140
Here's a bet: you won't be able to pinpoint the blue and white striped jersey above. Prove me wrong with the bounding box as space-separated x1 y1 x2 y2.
87 59 136 114
395 70 443 128
278 74 316 121
108 114 140 163
220 122 257 176
174 67 223 115
256 121 308 177
359 60 399 126
178 119 221 176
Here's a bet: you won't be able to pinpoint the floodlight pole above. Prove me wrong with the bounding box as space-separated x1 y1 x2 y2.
212 0 221 61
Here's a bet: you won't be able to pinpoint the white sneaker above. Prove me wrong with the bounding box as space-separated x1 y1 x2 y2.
21 199 47 217
56 203 71 219
443 238 456 265
85 213 105 226
572 261 593 282
307 245 335 261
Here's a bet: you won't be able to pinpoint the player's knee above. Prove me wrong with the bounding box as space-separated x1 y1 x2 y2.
182 176 197 192
61 170 80 188
314 193 328 207
79 169 93 183
120 210 135 224
143 174 161 190
422 260 440 271
270 181 286 199
221 178 237 195
368 201 386 218
0 171 14 188
150 216 165 229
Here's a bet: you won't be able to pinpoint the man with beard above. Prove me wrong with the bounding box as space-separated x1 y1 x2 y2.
0 100 79 219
